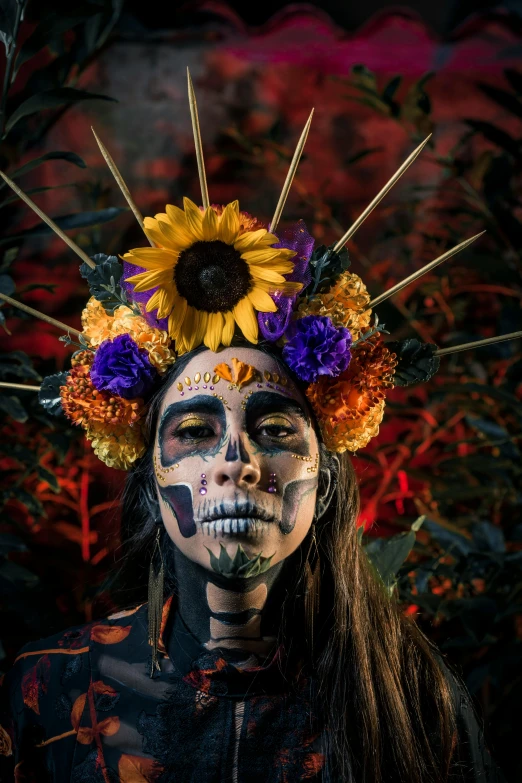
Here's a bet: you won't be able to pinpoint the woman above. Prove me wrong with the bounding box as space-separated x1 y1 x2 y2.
0 340 504 782
0 95 510 780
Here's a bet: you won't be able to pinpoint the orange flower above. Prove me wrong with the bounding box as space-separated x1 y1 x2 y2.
298 271 372 341
60 352 144 429
0 725 13 757
306 335 397 452
214 357 258 390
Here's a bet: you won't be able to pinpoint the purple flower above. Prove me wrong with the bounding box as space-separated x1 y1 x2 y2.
282 315 352 383
91 334 157 399
257 220 313 342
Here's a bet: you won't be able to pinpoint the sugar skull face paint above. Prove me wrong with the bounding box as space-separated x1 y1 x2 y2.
155 346 321 572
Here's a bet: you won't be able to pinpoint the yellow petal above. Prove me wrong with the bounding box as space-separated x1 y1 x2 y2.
194 310 209 348
125 269 172 292
183 197 204 241
156 219 193 252
156 284 177 319
164 204 193 243
248 267 287 284
233 229 268 253
168 294 187 340
124 249 178 271
178 305 198 351
242 248 295 265
221 312 235 346
218 202 240 244
247 287 277 313
145 289 162 313
204 312 224 351
202 207 219 241
233 297 258 344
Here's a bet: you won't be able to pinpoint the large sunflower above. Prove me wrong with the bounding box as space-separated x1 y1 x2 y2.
124 199 301 353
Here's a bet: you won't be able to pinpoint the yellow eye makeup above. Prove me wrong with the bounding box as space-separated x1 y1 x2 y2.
176 417 209 431
259 415 293 429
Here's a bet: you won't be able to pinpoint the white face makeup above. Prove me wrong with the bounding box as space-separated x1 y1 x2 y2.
154 346 320 572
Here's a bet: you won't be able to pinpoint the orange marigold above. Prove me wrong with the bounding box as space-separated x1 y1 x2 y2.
60 352 145 429
298 271 372 340
84 420 146 470
81 298 175 374
306 335 397 452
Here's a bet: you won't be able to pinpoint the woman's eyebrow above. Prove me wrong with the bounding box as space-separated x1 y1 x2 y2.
245 390 310 422
159 396 225 437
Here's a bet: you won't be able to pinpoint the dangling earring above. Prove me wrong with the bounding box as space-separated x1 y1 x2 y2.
304 523 321 653
148 524 165 678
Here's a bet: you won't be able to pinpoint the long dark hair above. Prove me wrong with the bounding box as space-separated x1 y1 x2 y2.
116 343 457 783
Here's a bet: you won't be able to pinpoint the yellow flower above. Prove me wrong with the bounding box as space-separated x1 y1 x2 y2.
298 271 371 341
81 298 175 374
123 198 302 353
84 420 146 470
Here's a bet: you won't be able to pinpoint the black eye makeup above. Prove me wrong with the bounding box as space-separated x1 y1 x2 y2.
245 392 310 454
158 397 226 465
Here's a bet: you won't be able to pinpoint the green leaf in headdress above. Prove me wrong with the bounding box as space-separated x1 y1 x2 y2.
386 338 440 387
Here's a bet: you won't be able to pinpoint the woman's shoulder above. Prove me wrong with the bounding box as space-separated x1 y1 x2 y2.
2 603 147 705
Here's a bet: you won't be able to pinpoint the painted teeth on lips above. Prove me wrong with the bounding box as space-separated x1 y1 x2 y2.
198 500 275 525
201 518 269 537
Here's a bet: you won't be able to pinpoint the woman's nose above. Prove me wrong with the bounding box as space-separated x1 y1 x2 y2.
213 433 261 488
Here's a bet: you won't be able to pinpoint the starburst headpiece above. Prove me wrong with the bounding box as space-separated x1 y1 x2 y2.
1 69 520 469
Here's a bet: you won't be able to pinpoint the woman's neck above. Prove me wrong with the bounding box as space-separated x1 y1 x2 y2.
172 545 288 662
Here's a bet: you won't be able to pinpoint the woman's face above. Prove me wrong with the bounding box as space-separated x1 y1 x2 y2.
154 346 320 571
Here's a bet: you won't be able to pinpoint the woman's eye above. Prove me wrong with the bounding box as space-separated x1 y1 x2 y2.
256 417 295 439
175 419 215 440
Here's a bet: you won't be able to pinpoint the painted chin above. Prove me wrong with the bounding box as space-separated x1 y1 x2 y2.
200 517 273 539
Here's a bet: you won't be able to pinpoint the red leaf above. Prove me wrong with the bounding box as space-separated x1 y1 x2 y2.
118 754 160 782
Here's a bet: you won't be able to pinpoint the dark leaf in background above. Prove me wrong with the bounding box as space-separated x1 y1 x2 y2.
386 338 440 386
45 431 72 463
0 534 27 555
465 119 521 158
0 0 19 55
13 4 104 73
54 693 73 719
0 351 41 381
38 372 67 417
364 516 424 592
423 518 473 557
0 559 39 592
0 273 15 295
8 150 86 180
0 246 19 272
478 81 522 119
472 521 506 553
5 87 117 135
10 487 45 517
1 207 127 245
0 393 27 422
36 465 60 493
80 252 125 313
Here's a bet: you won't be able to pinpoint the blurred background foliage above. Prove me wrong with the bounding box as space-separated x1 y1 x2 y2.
0 2 521 781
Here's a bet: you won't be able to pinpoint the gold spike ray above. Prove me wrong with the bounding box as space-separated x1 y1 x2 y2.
435 330 522 357
0 170 96 269
368 232 485 309
0 381 41 392
332 134 432 253
0 292 85 339
91 127 154 246
270 108 314 234
187 67 209 209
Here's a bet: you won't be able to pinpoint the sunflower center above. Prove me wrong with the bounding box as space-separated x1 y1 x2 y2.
174 240 253 313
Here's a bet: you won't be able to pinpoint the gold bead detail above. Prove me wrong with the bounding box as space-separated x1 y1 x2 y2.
184 376 191 386
272 372 280 383
291 454 313 462
264 370 271 381
212 374 220 384
204 372 211 383
177 382 183 392
194 372 201 384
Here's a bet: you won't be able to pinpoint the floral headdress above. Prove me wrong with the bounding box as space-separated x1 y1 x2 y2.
0 71 520 470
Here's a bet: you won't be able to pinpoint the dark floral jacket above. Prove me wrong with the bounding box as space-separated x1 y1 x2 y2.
0 597 504 782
